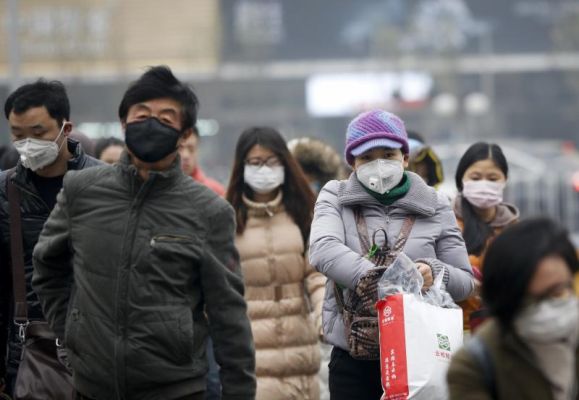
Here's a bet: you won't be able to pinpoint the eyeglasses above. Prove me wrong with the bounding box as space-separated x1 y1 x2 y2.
245 156 282 168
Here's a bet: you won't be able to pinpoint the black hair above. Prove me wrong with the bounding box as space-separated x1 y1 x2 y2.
94 137 125 160
482 217 578 329
4 79 70 125
455 142 508 255
226 127 316 243
118 66 199 131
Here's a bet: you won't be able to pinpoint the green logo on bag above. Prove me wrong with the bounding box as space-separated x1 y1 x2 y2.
437 334 451 351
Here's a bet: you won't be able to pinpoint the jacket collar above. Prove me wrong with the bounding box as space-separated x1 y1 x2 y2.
242 191 283 218
338 171 438 216
453 194 520 228
117 151 185 193
12 138 88 190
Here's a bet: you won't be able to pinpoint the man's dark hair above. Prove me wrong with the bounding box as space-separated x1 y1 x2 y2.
118 66 199 131
482 218 578 329
4 79 70 125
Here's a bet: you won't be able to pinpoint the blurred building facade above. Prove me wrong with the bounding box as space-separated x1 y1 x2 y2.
1 0 579 183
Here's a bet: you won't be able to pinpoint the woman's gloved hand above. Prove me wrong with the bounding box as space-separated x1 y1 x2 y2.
416 262 434 289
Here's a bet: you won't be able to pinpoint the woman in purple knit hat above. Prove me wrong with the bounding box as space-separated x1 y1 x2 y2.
308 110 475 399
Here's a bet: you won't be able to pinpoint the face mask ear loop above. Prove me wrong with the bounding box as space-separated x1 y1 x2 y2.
55 122 68 152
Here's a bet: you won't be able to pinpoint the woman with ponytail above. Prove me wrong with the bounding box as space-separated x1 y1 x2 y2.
453 142 520 332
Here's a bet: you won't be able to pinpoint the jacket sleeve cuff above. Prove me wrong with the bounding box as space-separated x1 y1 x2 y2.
415 258 450 287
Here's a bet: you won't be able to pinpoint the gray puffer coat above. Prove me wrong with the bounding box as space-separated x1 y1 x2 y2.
309 172 474 351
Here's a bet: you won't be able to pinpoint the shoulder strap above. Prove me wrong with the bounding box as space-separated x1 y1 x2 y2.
353 206 371 254
391 215 416 253
465 336 498 400
7 169 28 325
354 206 416 254
338 209 416 311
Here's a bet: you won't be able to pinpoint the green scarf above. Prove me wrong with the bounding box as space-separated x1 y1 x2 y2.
360 172 411 205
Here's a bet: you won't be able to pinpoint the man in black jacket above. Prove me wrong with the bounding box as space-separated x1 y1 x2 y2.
0 80 101 395
32 66 256 400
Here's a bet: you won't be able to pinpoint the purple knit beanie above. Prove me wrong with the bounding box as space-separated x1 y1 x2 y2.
344 110 409 166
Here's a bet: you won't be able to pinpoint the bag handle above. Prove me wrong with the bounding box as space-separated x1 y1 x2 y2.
7 169 29 339
353 207 415 254
334 209 416 312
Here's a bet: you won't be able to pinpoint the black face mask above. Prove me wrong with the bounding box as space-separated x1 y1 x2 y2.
125 118 182 163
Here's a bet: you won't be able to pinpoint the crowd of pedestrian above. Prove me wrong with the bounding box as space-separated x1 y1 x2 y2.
0 66 577 400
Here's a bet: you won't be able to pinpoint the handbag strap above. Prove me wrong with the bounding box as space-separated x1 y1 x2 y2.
334 208 416 312
391 215 416 253
353 206 416 255
7 169 29 330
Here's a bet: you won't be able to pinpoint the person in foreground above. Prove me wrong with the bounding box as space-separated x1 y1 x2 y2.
447 217 579 400
309 109 474 400
31 66 256 400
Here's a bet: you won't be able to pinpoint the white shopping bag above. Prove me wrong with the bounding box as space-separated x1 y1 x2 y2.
376 293 463 400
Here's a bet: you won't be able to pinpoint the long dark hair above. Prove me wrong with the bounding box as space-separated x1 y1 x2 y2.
482 218 578 328
226 127 316 243
455 142 508 256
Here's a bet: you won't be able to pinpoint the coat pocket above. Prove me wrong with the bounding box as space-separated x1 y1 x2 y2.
145 231 202 290
131 310 195 366
148 232 199 265
150 234 194 247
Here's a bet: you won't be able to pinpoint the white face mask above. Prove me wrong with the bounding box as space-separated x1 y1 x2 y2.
356 159 404 194
514 297 579 344
13 123 67 171
462 180 505 209
244 165 285 194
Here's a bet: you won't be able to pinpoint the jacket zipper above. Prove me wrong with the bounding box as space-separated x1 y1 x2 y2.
114 174 156 398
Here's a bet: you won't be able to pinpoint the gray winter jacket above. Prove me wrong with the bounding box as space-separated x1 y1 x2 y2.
309 172 474 350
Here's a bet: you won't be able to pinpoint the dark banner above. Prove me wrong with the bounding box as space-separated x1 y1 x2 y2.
220 0 579 62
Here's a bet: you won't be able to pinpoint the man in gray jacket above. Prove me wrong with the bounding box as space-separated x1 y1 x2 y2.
32 66 256 400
